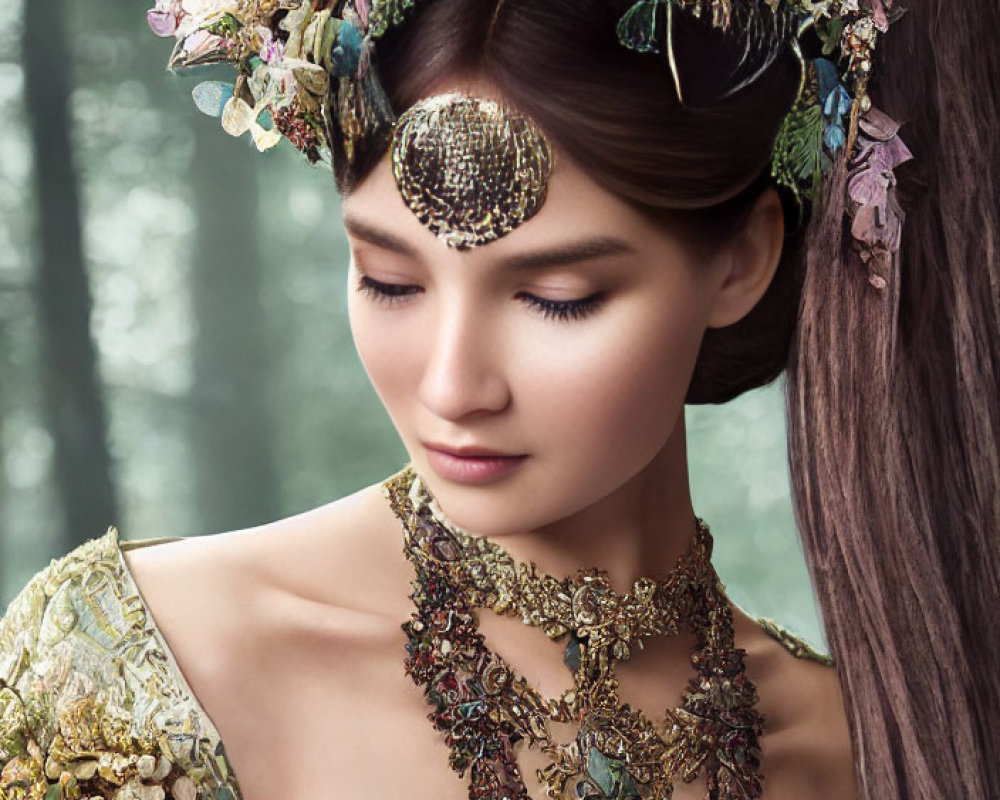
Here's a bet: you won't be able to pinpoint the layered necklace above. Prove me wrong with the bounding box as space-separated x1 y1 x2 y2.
384 465 764 800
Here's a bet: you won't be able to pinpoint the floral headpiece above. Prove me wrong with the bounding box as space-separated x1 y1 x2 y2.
148 0 912 281
615 0 913 287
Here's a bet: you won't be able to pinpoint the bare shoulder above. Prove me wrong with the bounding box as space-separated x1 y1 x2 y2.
121 476 407 630
119 476 411 703
732 607 857 800
118 478 421 796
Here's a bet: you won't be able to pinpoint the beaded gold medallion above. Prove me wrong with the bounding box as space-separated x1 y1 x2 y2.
383 465 765 800
390 93 554 250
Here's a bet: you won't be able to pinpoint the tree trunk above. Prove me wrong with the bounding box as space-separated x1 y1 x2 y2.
22 0 118 551
188 120 280 533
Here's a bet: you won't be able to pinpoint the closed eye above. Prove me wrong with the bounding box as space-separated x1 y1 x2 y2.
355 275 605 322
355 274 420 303
517 291 605 321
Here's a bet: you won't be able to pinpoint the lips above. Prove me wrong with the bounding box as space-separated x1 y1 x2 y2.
422 441 525 458
423 443 529 484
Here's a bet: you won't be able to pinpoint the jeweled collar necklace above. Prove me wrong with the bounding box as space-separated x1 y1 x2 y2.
383 464 764 800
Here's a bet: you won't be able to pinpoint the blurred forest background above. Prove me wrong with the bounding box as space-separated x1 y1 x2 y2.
0 0 826 648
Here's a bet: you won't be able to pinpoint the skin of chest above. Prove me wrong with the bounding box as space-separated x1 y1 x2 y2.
203 584 846 800
121 491 853 800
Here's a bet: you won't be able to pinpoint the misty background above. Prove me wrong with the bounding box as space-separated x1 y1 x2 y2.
0 0 826 649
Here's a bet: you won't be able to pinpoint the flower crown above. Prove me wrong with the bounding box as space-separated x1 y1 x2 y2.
148 0 912 284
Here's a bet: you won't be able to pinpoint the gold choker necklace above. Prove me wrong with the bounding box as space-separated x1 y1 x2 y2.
383 465 764 800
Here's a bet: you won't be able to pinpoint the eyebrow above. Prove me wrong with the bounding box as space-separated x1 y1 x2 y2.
342 215 636 270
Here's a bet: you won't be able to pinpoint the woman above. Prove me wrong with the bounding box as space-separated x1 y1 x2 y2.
1 1 997 800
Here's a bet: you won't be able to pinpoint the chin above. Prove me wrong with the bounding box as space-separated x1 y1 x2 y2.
432 481 593 541
420 476 538 536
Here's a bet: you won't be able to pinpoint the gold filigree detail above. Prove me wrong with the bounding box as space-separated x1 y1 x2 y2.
391 93 554 250
386 464 765 800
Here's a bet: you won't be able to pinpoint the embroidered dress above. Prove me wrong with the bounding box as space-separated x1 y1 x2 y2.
0 476 831 800
0 528 240 800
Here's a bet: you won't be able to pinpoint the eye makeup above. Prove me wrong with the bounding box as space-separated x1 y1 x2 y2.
354 274 605 322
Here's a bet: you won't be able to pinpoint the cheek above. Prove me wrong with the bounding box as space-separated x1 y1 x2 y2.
347 289 419 422
512 295 706 464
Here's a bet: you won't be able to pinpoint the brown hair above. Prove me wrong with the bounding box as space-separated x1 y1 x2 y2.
786 0 1000 796
346 0 1000 795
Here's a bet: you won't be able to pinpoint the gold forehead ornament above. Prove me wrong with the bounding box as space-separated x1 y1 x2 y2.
390 92 555 250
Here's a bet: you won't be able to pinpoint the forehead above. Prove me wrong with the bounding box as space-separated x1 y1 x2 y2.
341 76 695 266
342 145 670 264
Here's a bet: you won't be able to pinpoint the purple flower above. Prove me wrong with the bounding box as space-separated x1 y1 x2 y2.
146 9 178 36
355 0 370 29
258 28 283 63
846 106 914 253
867 0 890 32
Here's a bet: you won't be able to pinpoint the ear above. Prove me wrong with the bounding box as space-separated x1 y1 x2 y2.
705 186 785 329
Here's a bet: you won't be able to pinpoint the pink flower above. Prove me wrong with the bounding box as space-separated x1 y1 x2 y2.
258 28 284 63
183 29 211 51
867 0 889 31
146 1 184 35
846 106 914 254
146 9 178 36
355 0 370 29
146 0 187 35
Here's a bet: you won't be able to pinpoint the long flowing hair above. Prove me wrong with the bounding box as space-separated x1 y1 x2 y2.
786 2 1000 795
351 1 1000 796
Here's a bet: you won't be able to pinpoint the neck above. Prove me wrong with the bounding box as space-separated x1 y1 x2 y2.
425 415 698 594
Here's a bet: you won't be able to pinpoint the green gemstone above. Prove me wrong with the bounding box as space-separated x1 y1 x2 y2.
586 747 616 795
564 633 583 672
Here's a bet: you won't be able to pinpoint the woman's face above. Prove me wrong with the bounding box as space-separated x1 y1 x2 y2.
343 126 741 536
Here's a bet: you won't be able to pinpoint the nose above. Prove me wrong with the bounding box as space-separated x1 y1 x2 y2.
417 294 511 420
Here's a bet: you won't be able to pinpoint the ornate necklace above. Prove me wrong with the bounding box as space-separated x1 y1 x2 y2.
383 465 764 800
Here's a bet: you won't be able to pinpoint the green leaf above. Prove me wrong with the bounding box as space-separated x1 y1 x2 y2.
368 0 418 38
771 102 824 208
205 12 242 38
820 16 844 56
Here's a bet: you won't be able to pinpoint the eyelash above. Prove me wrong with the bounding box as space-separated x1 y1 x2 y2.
355 275 604 322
